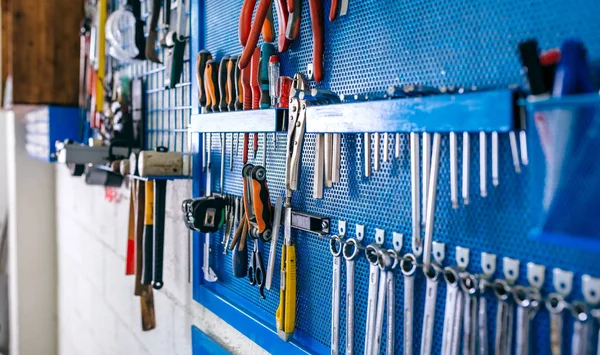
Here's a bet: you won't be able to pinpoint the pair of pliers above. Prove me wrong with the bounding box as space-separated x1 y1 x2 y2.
238 0 290 64
248 240 266 299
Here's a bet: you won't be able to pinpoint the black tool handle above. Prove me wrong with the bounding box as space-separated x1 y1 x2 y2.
218 56 230 112
152 180 167 289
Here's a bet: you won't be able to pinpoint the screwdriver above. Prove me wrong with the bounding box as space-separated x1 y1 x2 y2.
260 44 276 166
218 57 229 191
196 50 212 172
251 48 261 159
241 65 252 164
269 56 280 150
227 57 237 170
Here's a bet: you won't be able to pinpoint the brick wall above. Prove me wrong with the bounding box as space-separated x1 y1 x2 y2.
55 166 267 355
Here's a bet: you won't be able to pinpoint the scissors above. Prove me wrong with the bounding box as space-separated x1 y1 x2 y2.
248 239 266 299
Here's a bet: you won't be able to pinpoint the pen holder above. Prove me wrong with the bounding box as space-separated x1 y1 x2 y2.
526 93 600 251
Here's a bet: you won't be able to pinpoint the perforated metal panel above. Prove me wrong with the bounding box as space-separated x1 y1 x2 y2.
195 1 600 354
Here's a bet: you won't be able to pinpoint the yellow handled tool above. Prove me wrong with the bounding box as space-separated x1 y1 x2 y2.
276 207 296 341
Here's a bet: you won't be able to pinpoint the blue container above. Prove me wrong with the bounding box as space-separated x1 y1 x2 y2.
25 106 83 162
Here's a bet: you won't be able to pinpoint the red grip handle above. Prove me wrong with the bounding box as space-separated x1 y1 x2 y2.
274 0 290 52
309 0 324 83
238 0 272 69
239 0 257 46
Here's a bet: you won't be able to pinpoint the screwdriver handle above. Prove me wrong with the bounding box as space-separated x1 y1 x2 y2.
250 47 261 110
234 56 244 111
204 60 220 112
262 4 275 43
196 50 212 108
227 57 237 111
260 44 276 109
241 66 252 110
143 180 155 285
243 133 250 164
218 56 230 112
152 179 167 289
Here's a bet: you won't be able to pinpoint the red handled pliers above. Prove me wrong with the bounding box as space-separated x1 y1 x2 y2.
238 0 324 84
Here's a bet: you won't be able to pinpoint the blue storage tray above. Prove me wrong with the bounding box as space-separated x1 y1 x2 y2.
24 106 82 162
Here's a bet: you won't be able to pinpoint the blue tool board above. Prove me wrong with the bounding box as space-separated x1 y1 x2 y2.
116 0 600 354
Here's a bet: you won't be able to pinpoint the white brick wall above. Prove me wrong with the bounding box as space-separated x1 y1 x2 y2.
56 166 268 355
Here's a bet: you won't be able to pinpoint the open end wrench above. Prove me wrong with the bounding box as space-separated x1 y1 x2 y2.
401 254 417 355
493 280 511 355
492 132 499 186
461 273 479 355
509 131 521 173
385 250 398 355
364 244 381 355
478 279 491 355
423 133 441 270
330 236 343 355
343 239 362 355
421 132 430 224
442 267 460 354
420 265 439 355
364 133 371 177
480 132 487 198
546 293 565 355
373 249 393 355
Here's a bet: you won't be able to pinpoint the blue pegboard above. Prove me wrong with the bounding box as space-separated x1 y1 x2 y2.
186 1 600 354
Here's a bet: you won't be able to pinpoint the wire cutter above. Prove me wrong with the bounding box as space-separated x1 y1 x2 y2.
248 240 266 299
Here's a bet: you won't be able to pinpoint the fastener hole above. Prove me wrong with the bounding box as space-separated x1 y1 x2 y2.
533 276 539 283
486 264 491 270
509 270 514 276
460 257 465 263
560 282 566 290
591 290 597 297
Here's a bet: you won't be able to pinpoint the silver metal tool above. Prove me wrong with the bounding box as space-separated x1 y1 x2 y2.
314 134 324 199
220 134 225 193
480 131 487 197
230 133 234 171
364 244 381 355
461 273 479 355
492 131 499 186
423 133 441 271
494 280 512 355
410 132 421 254
265 197 282 290
441 267 460 355
383 133 389 163
330 236 343 355
203 142 217 282
324 133 333 187
450 284 464 355
343 238 361 355
385 250 398 355
202 133 207 171
478 280 490 355
207 133 212 171
571 302 591 355
546 293 565 355
509 131 521 173
420 265 439 355
340 0 349 15
401 254 417 355
373 249 392 355
515 286 541 355
462 132 470 205
364 133 371 177
395 133 401 158
450 131 458 209
332 134 341 183
519 130 529 166
262 133 267 167
285 74 307 206
235 133 239 156
422 132 431 224
374 132 381 171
